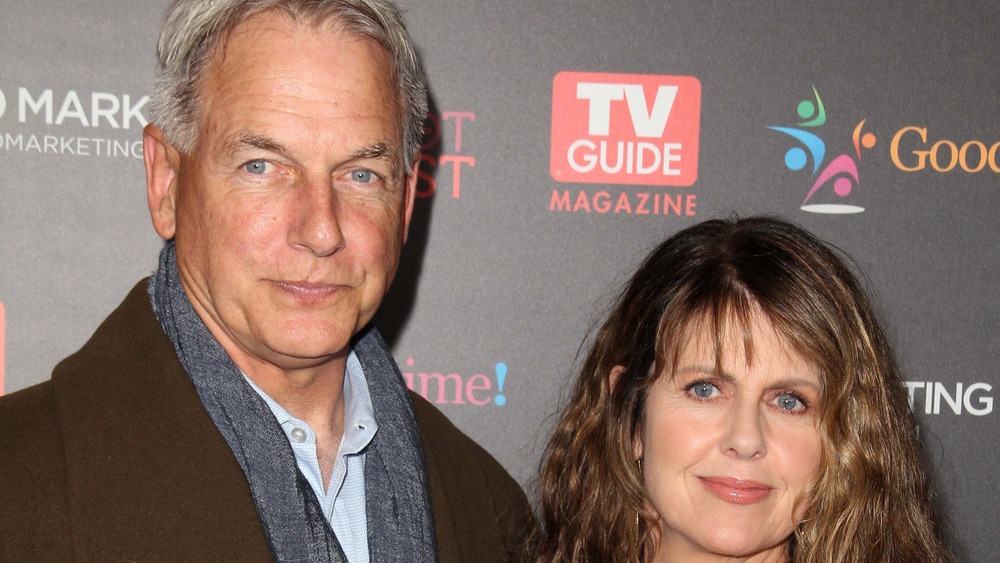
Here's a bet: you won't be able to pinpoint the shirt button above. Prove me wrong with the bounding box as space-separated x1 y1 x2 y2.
290 427 307 443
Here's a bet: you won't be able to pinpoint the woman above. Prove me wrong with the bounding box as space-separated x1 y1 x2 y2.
537 216 953 562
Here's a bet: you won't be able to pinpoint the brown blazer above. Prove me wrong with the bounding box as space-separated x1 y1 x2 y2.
0 281 535 562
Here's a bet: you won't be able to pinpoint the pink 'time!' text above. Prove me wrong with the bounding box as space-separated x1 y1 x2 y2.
401 357 508 406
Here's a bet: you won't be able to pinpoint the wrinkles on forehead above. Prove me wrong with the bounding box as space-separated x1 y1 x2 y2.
224 131 289 159
212 17 403 165
213 7 346 63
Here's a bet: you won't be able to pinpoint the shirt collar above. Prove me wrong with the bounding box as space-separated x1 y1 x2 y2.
241 349 379 455
342 350 378 455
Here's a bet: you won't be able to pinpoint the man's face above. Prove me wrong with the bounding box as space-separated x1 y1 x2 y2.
148 14 416 372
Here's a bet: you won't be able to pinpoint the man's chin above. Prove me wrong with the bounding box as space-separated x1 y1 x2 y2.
268 338 353 366
240 319 347 360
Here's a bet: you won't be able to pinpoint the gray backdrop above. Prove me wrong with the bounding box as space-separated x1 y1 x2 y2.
1 2 996 560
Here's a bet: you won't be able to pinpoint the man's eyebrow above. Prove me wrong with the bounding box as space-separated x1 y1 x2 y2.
224 131 289 159
351 142 402 175
352 142 400 162
223 135 404 175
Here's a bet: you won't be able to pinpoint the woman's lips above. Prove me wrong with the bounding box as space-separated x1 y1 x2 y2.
699 477 773 505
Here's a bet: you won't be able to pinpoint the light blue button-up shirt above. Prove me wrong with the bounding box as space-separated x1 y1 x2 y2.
244 351 378 563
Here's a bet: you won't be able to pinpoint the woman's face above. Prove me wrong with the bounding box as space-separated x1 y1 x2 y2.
636 315 823 562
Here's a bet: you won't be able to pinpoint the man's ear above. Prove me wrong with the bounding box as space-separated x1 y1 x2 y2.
609 365 644 460
400 155 420 244
143 124 181 240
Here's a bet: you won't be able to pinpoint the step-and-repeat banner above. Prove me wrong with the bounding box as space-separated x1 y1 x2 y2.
1 2 996 559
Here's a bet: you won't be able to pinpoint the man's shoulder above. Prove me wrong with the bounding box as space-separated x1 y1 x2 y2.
408 390 473 444
409 391 537 562
0 279 156 480
0 379 61 459
0 379 76 559
0 279 272 560
53 279 170 374
0 277 170 501
20 278 185 425
0 377 54 414
0 279 156 410
0 380 67 497
409 390 514 482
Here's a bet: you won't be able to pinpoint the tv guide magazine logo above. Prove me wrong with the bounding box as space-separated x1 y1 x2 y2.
550 72 701 187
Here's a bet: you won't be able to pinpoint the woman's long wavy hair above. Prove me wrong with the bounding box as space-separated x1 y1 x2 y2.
536 216 953 562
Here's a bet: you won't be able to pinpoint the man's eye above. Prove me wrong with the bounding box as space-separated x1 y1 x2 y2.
351 169 375 183
244 160 271 174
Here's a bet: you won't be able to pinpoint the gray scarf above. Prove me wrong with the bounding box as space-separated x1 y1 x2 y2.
149 242 437 562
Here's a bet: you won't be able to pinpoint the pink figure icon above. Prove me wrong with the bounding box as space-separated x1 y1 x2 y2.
803 154 858 204
799 120 877 214
800 155 865 214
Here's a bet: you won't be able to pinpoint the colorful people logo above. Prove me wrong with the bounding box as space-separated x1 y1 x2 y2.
769 87 875 214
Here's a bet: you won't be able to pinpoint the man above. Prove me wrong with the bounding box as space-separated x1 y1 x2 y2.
0 1 535 561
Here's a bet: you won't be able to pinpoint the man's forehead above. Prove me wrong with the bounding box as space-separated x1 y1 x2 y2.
213 9 390 71
187 9 406 164
203 11 398 112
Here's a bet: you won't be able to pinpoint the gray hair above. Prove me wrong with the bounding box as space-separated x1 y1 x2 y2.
149 0 428 164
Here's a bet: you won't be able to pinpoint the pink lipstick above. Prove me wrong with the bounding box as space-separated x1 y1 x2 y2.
700 477 772 505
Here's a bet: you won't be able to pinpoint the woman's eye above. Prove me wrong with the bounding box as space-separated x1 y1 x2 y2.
688 382 719 399
774 393 805 412
243 160 272 175
351 169 375 183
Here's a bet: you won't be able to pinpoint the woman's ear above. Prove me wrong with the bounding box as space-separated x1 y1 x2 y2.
609 365 644 460
609 365 627 389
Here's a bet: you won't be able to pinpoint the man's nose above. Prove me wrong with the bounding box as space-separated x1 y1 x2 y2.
289 179 345 257
720 398 767 460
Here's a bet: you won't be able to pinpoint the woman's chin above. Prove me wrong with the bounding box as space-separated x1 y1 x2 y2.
658 527 790 562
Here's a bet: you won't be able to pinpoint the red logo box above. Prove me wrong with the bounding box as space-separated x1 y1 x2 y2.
550 72 701 186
